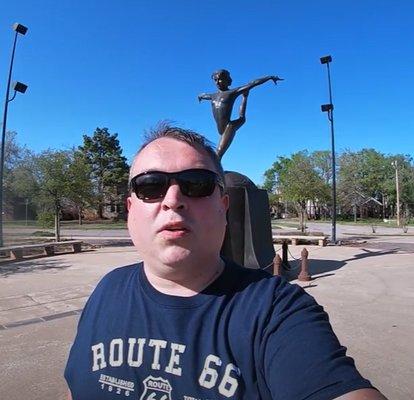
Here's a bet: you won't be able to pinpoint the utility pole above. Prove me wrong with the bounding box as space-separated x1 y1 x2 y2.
392 160 401 227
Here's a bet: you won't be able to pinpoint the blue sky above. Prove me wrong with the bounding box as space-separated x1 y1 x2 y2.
1 0 413 184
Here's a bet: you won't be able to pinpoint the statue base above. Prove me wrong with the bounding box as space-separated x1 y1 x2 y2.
220 171 275 269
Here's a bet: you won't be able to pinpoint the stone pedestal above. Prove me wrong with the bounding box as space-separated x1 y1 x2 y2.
220 171 275 269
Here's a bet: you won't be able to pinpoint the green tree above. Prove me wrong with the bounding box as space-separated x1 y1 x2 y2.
33 150 72 241
388 155 414 222
3 131 37 219
264 151 330 231
338 149 393 220
310 150 332 185
78 128 129 219
67 149 95 225
337 151 365 220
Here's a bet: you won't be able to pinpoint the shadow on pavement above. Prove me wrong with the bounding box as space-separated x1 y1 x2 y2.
282 247 400 282
342 247 400 261
87 240 133 247
0 258 71 277
283 259 345 281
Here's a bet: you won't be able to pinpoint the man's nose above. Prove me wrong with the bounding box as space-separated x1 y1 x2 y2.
161 181 186 211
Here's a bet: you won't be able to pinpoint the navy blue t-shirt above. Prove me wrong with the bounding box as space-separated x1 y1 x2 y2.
65 261 372 399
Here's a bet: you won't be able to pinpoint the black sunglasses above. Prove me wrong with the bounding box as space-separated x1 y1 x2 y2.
130 168 225 200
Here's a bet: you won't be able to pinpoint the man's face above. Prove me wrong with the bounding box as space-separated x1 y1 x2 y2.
127 138 229 268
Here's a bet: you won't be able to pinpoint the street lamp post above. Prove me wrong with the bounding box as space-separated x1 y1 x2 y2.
0 23 28 247
320 55 337 244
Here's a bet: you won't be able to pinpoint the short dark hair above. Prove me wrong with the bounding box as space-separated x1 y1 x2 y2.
211 69 232 86
131 123 225 185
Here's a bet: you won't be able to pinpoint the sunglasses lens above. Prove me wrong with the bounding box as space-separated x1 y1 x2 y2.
179 170 217 197
133 173 168 200
131 169 222 200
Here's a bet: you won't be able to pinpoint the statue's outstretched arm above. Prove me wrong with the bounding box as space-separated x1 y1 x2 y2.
198 93 213 102
236 76 283 93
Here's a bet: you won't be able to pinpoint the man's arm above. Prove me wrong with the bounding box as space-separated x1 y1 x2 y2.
335 388 387 399
67 390 72 400
236 75 283 93
261 281 386 400
198 93 212 102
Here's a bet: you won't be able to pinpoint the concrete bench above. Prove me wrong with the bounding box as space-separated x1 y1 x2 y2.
273 235 327 247
0 240 83 261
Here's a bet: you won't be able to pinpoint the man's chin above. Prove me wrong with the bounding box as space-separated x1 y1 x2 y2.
157 246 194 267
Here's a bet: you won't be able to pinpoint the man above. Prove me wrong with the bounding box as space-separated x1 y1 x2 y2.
198 69 282 159
65 125 386 399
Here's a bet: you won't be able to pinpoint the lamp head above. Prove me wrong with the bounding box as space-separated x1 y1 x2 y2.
13 23 28 35
13 81 28 94
320 55 332 64
321 104 333 112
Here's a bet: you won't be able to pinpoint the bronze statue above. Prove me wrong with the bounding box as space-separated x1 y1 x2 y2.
198 69 283 159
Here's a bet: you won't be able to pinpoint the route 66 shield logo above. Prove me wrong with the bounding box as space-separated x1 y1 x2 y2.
139 376 172 400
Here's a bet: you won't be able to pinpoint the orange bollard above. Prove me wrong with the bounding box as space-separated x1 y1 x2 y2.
298 248 311 282
273 254 282 276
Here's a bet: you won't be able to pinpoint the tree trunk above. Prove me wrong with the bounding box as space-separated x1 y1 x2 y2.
98 202 103 219
98 177 104 219
55 203 60 242
78 205 83 225
298 203 305 233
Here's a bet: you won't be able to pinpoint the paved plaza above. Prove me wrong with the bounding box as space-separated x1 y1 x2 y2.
0 237 413 399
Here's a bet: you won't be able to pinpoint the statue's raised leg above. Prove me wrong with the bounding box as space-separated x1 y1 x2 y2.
217 116 246 159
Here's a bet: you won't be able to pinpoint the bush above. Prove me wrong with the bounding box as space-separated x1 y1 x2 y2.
37 211 54 228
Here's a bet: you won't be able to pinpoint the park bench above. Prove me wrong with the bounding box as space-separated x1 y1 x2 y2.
272 235 327 247
0 240 83 261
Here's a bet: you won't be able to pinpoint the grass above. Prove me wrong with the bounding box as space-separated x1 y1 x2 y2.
60 220 127 229
3 220 38 227
6 218 412 230
272 218 413 228
4 219 127 230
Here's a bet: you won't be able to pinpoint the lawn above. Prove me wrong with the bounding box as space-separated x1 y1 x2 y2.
4 220 127 230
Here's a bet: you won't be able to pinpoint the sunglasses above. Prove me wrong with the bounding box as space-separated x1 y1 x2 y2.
130 168 225 200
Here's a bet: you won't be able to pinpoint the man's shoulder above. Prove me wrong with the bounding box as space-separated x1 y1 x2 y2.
93 263 141 294
221 260 288 297
102 262 139 279
222 260 316 310
224 260 273 282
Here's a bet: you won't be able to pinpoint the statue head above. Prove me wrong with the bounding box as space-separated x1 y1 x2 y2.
211 69 232 90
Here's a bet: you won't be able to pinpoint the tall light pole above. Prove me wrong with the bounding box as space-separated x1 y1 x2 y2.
0 23 28 247
320 55 337 244
391 160 401 227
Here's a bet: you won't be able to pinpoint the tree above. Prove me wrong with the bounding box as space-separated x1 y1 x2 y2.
78 128 129 219
33 150 72 241
387 155 414 222
311 150 332 185
3 131 37 220
264 151 330 231
66 150 95 225
338 149 395 220
337 151 365 220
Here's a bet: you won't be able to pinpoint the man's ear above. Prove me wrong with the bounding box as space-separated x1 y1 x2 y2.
221 193 229 212
126 196 132 211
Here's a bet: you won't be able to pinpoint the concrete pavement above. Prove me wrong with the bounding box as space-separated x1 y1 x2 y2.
0 243 413 399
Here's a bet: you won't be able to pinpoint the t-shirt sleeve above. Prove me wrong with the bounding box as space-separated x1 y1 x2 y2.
259 280 373 400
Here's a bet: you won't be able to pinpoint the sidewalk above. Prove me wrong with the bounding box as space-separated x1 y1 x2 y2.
0 243 413 399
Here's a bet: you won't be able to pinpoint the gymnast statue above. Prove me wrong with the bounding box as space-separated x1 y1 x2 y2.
198 69 283 159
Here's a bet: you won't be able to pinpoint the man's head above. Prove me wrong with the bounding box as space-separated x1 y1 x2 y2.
128 125 229 271
211 69 232 90
129 125 225 183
